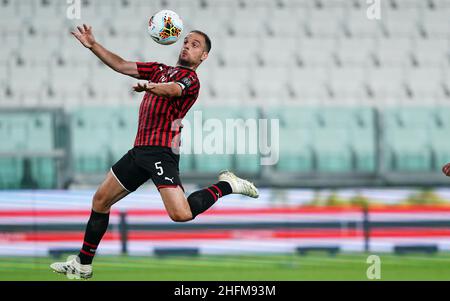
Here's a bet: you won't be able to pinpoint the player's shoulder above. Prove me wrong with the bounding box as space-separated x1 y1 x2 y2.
173 66 198 77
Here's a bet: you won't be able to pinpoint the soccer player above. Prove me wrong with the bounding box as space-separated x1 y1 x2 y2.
50 24 259 279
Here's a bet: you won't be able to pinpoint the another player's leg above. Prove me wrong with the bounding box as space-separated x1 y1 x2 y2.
443 162 450 176
159 170 259 222
50 171 130 279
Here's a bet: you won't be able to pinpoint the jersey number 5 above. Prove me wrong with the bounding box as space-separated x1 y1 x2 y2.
155 161 164 176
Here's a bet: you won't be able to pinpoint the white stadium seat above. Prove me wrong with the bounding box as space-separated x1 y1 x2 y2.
1 0 450 108
367 68 408 102
412 39 450 67
382 9 421 38
328 68 367 100
290 67 330 103
297 38 338 67
375 37 414 67
334 38 376 67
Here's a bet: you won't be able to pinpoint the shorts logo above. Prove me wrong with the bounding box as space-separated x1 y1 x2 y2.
165 177 174 183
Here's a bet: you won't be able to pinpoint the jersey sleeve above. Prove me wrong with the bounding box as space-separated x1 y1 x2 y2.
135 62 160 80
176 73 200 96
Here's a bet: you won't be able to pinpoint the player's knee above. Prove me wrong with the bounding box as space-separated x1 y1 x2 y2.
92 190 111 212
168 209 192 222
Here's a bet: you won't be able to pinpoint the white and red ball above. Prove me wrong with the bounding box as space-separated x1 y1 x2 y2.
148 10 183 45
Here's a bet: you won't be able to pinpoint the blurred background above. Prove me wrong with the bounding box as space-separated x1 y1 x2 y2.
1 0 450 280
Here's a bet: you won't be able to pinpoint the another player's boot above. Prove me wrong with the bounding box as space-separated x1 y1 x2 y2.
218 170 259 198
50 255 93 279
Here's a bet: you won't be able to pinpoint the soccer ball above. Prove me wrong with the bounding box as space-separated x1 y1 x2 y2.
148 10 183 45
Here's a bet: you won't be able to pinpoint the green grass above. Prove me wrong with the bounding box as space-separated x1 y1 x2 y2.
1 253 450 281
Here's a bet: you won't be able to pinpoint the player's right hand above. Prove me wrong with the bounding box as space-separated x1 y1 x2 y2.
71 24 96 49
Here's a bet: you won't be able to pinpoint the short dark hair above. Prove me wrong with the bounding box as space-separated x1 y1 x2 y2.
190 30 211 53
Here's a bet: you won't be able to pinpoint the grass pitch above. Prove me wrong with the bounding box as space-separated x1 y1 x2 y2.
1 253 450 281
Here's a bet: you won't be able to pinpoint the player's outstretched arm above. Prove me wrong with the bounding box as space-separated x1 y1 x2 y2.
133 82 182 97
71 24 140 78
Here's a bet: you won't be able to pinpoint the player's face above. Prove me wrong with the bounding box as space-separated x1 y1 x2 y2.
178 33 208 68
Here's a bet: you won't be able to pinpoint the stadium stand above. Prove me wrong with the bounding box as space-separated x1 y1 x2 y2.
1 0 450 188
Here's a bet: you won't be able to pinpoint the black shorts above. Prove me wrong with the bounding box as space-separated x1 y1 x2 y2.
111 146 183 192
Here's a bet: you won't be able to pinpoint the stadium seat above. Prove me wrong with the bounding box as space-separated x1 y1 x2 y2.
334 37 375 67
303 8 346 38
386 128 432 171
257 37 297 67
430 127 450 170
251 67 291 103
290 67 329 102
327 68 367 99
375 37 414 67
297 38 338 67
420 9 450 38
109 106 139 162
267 9 304 37
350 127 376 172
405 68 446 100
342 10 384 38
266 106 318 128
0 158 22 189
70 108 114 174
0 111 57 188
366 68 407 102
276 128 314 172
381 9 421 38
412 39 450 67
435 106 450 128
312 128 353 172
218 37 260 67
209 66 252 101
227 8 269 37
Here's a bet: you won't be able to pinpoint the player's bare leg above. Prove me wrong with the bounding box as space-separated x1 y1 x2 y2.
50 171 130 278
159 170 259 222
159 187 193 222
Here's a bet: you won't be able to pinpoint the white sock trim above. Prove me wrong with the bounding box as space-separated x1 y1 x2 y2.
110 168 131 193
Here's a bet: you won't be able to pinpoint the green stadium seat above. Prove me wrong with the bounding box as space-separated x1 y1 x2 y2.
179 154 194 173
71 108 113 174
312 128 352 172
350 128 376 172
195 154 234 173
110 106 139 162
196 106 261 174
430 127 450 170
27 112 54 152
383 107 437 129
0 158 22 189
0 112 57 188
386 128 432 171
435 107 450 128
319 107 363 128
267 106 318 128
31 158 56 189
276 129 314 172
235 153 260 174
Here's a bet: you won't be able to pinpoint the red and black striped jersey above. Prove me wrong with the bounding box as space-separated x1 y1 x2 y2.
134 62 200 149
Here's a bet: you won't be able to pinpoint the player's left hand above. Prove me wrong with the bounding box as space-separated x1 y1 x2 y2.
133 82 156 93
